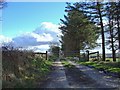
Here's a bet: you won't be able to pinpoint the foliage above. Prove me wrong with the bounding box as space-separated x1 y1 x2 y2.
78 2 120 61
59 2 99 57
48 55 58 61
104 2 120 61
60 2 120 61
76 61 120 74
49 45 60 57
2 50 53 88
61 60 74 68
79 2 106 61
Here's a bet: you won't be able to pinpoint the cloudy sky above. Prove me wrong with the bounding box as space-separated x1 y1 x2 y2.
1 2 66 52
0 2 112 53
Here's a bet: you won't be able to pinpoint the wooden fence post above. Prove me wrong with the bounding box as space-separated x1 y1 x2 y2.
97 51 99 60
46 51 47 60
86 50 89 61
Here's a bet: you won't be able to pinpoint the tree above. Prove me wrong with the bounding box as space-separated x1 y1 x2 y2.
115 1 120 51
59 2 99 57
49 44 60 57
51 46 60 57
77 1 120 61
105 2 120 61
77 2 106 61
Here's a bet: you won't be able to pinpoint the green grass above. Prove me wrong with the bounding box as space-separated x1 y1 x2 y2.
61 60 74 68
76 60 120 73
15 59 52 88
3 56 53 88
105 58 120 62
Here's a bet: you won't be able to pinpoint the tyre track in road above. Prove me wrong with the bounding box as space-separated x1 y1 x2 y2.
39 59 119 89
68 60 120 89
40 59 70 88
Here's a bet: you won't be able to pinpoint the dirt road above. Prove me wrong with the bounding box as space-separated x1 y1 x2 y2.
39 59 119 89
40 59 70 88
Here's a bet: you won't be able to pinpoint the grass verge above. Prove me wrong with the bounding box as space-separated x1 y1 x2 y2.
61 60 74 68
75 60 120 75
2 50 53 88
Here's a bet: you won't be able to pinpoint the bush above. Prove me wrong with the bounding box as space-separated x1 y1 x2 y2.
48 55 57 61
2 50 52 88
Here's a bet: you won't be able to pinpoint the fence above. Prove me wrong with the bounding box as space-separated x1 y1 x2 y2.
34 51 48 60
86 51 99 61
60 50 100 61
2 50 48 60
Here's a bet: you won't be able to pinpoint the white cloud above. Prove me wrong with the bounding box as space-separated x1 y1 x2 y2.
27 45 50 52
1 22 61 52
39 22 60 34
90 46 112 54
34 22 62 41
0 35 13 46
2 21 113 53
90 35 112 54
103 19 109 26
12 32 53 47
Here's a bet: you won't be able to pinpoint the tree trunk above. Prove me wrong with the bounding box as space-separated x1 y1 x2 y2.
112 49 116 62
97 2 106 61
108 14 116 62
111 29 116 62
116 2 120 60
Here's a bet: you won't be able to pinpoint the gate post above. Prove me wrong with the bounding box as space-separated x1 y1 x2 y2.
97 51 99 60
86 50 89 61
46 51 47 60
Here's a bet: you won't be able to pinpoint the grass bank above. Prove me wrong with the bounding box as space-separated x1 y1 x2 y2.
75 60 120 77
2 50 53 88
61 60 74 68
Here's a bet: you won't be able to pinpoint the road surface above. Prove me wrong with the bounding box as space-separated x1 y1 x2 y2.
39 59 119 89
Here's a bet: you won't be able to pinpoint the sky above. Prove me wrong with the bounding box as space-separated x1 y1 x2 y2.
0 2 113 53
1 2 66 52
2 2 66 37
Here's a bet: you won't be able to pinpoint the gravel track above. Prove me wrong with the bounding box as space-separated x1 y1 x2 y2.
39 59 119 90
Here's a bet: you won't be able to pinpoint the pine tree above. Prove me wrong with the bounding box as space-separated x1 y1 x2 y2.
105 2 120 61
59 2 99 57
78 2 106 61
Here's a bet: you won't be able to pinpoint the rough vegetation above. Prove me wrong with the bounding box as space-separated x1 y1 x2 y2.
2 50 52 88
73 59 120 77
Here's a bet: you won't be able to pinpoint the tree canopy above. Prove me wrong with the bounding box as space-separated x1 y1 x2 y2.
59 3 100 57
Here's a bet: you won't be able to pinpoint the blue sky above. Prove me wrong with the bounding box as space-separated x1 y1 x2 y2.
0 2 113 53
1 2 68 52
2 2 66 38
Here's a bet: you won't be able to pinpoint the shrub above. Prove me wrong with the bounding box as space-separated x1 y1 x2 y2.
2 49 52 88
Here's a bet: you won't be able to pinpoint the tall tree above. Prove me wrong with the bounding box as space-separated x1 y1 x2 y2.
49 44 60 57
59 2 99 57
105 2 119 61
78 2 106 61
115 1 120 51
97 2 106 61
79 1 120 61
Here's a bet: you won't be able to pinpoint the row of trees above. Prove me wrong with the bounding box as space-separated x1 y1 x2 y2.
59 2 120 61
59 2 100 58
